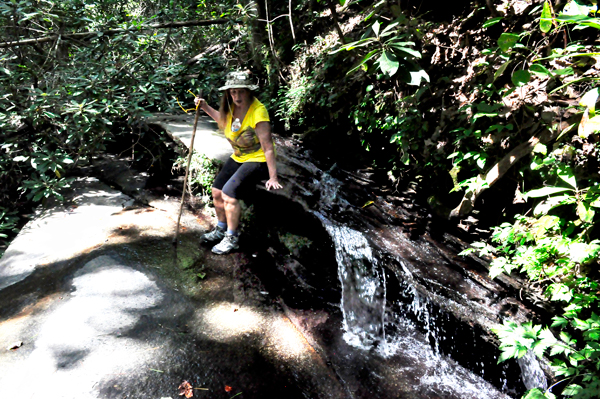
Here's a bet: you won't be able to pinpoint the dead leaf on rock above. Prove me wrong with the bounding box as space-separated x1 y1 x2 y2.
7 341 23 350
179 380 194 398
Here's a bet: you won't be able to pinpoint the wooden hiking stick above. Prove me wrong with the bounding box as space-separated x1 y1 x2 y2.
174 90 203 246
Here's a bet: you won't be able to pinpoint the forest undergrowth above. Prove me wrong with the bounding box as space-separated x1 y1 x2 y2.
1 0 599 398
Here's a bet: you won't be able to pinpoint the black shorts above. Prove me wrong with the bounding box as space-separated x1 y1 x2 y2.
213 157 268 199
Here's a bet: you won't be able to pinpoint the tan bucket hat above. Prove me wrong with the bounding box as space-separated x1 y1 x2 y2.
218 71 259 91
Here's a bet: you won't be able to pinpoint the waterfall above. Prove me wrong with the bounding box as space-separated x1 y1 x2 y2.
303 165 523 397
518 351 548 391
319 217 387 348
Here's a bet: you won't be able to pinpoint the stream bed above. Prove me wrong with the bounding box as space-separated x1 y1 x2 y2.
237 136 551 398
0 131 548 398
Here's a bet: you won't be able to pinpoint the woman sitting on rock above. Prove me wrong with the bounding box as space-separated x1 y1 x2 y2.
194 71 282 254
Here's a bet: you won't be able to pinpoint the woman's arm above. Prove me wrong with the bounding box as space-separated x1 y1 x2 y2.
255 121 282 191
194 97 220 122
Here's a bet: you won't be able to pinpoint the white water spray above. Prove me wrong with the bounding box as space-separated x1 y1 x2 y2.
319 217 387 348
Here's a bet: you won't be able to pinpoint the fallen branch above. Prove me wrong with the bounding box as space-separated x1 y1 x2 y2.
0 18 234 49
449 125 559 218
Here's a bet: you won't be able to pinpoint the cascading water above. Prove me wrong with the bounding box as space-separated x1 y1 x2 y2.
518 351 548 391
308 172 516 397
259 147 543 398
321 219 387 348
319 217 516 398
313 170 387 347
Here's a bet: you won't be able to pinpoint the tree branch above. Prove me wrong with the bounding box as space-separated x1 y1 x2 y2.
289 0 296 43
449 125 559 218
0 18 234 49
326 0 346 44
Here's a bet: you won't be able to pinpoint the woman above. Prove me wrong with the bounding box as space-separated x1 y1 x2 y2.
194 71 282 254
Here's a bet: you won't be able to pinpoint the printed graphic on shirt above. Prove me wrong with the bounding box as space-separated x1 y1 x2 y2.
227 127 262 157
224 98 271 163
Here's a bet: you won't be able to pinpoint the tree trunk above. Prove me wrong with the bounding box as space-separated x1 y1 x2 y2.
449 125 559 218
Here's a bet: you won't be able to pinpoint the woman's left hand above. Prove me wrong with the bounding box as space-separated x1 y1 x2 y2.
266 178 282 191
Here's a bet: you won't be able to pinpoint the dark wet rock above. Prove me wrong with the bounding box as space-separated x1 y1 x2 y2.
15 120 545 398
236 136 553 396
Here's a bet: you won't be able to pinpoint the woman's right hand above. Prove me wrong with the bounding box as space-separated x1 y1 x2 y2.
194 97 206 108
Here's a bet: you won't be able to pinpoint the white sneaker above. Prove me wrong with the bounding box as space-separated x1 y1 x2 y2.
201 225 226 243
211 233 239 255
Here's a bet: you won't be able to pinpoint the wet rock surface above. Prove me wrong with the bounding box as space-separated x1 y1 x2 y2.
0 115 546 398
0 177 345 399
240 136 551 397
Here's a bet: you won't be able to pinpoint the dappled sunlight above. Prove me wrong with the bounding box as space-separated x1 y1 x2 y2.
0 178 135 291
0 255 167 398
266 317 313 360
197 300 314 361
198 302 263 341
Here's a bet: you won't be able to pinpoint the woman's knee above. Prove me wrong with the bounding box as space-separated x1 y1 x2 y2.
212 187 223 200
221 191 238 206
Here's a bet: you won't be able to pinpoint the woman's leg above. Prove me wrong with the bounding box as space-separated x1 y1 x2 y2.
210 158 243 227
222 192 241 232
220 161 268 235
201 158 242 244
212 161 267 254
212 187 226 224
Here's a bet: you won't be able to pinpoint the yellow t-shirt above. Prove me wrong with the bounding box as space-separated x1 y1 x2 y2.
224 98 272 163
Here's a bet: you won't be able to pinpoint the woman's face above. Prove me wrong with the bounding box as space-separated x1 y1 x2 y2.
229 88 251 108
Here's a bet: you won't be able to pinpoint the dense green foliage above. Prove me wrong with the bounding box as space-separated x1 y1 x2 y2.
272 1 600 398
172 151 220 199
0 0 245 250
456 3 600 398
1 0 600 397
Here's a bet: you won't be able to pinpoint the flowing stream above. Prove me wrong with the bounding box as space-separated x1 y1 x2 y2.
286 165 550 399
322 221 512 398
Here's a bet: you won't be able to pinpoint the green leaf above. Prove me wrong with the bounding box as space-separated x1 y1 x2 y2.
347 49 379 74
569 242 600 263
580 87 599 114
333 37 376 53
557 166 577 189
525 186 572 198
562 384 583 396
523 388 547 399
546 283 573 302
533 143 547 155
561 1 595 17
378 51 399 77
590 195 600 208
408 69 429 86
372 20 381 38
483 17 503 28
553 67 575 76
529 64 553 78
390 45 422 59
533 194 575 215
380 22 400 37
494 60 511 81
498 33 520 52
512 70 531 87
579 111 600 138
33 191 44 202
540 1 553 33
577 201 595 223
557 14 600 30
